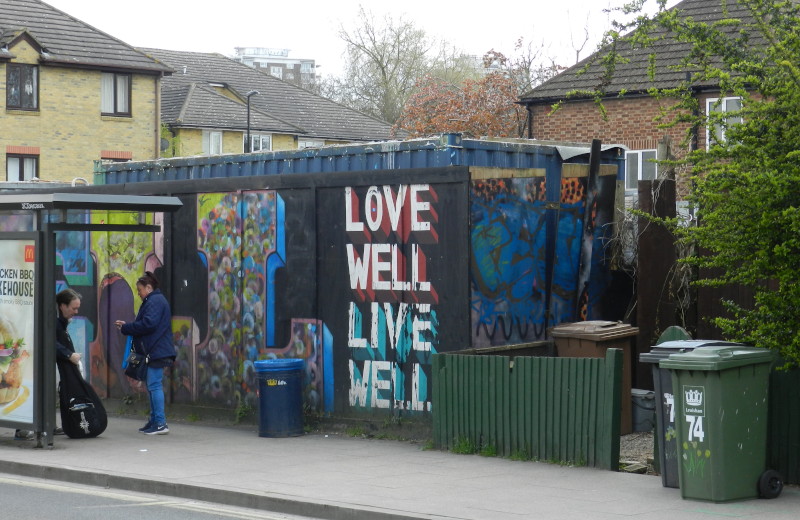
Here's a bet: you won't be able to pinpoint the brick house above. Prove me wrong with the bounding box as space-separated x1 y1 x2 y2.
140 48 396 157
517 0 771 380
1 0 171 183
518 0 753 199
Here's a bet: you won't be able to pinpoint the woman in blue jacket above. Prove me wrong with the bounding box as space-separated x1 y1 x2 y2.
115 272 175 435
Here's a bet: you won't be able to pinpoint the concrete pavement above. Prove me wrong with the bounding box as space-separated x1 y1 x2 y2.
1 417 798 520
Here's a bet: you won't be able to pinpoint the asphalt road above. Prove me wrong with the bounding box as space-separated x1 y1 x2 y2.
0 474 319 520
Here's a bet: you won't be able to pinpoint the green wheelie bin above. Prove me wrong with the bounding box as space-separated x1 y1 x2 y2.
639 339 747 489
660 346 783 502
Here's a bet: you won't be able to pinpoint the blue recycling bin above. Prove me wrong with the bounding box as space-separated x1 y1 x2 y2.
254 358 305 437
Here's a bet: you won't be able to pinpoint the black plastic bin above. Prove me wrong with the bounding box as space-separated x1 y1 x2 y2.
639 340 746 488
255 358 305 437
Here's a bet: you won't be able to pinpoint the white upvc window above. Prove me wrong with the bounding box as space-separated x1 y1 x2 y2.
298 139 325 150
101 72 131 115
245 134 272 153
706 96 742 148
202 130 223 155
625 149 657 191
270 66 283 79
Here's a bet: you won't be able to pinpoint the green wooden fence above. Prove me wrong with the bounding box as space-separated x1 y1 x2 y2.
432 349 622 470
769 366 800 484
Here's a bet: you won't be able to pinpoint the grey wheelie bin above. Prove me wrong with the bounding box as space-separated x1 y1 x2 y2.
660 346 782 502
640 340 747 488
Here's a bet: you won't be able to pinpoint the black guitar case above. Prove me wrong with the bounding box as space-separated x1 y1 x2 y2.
57 360 108 438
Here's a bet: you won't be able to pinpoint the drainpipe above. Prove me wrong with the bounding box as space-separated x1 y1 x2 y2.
526 104 534 139
155 74 162 158
688 72 699 152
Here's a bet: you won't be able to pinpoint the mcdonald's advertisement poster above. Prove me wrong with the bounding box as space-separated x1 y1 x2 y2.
0 239 35 424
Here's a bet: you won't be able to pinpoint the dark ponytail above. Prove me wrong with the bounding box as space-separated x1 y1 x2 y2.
137 271 160 290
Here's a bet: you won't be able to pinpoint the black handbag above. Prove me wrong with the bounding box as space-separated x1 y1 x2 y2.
124 345 149 381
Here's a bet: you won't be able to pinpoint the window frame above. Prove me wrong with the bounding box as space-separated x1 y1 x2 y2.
298 138 325 150
6 154 39 181
624 149 657 192
6 63 39 110
706 96 743 149
202 130 223 155
101 72 132 116
269 66 283 79
245 133 272 153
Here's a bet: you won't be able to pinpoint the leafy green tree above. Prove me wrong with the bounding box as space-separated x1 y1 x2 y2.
600 0 800 364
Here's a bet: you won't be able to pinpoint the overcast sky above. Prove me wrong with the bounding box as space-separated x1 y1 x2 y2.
42 0 673 76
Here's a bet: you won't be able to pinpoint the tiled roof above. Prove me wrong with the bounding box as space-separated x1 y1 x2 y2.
0 0 171 73
161 83 304 134
520 0 762 104
139 48 396 142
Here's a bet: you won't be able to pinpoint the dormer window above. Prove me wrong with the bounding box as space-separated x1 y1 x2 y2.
6 64 38 110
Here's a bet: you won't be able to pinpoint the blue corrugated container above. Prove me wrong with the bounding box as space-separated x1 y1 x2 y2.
94 133 625 184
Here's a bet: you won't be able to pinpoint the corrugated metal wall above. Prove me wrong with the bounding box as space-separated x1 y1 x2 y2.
95 134 625 185
432 349 622 470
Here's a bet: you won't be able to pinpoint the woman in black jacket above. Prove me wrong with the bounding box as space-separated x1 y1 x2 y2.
56 288 83 371
116 272 175 435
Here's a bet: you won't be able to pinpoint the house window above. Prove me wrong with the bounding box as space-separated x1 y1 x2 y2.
6 64 38 110
625 149 657 191
245 134 272 152
101 72 131 115
6 154 38 181
269 66 283 79
706 96 742 148
298 139 325 150
203 130 223 154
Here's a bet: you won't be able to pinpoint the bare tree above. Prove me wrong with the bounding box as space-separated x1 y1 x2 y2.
484 37 562 97
331 7 432 125
569 12 593 64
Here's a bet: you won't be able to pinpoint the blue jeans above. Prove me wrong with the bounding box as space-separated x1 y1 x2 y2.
146 366 166 426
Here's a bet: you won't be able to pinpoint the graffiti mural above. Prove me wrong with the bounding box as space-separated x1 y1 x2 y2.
89 211 163 396
193 190 325 411
470 171 617 348
548 176 589 327
470 177 549 345
0 157 619 419
316 183 459 414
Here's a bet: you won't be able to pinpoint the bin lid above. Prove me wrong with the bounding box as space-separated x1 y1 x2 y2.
639 340 748 364
254 358 304 372
659 346 774 371
549 320 638 340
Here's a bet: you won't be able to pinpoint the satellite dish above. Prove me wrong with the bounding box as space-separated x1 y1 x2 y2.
160 138 170 151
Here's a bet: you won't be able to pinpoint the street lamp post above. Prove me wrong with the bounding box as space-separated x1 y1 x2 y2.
245 90 260 152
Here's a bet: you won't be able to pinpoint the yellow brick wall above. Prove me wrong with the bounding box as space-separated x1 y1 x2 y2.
1 40 160 183
173 128 300 155
272 134 295 150
223 131 243 153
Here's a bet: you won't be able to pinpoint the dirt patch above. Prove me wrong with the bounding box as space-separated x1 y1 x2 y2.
620 430 657 474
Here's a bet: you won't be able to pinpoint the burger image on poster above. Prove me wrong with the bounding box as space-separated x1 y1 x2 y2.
0 315 30 405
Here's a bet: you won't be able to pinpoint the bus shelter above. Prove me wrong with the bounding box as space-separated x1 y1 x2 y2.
0 192 182 448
